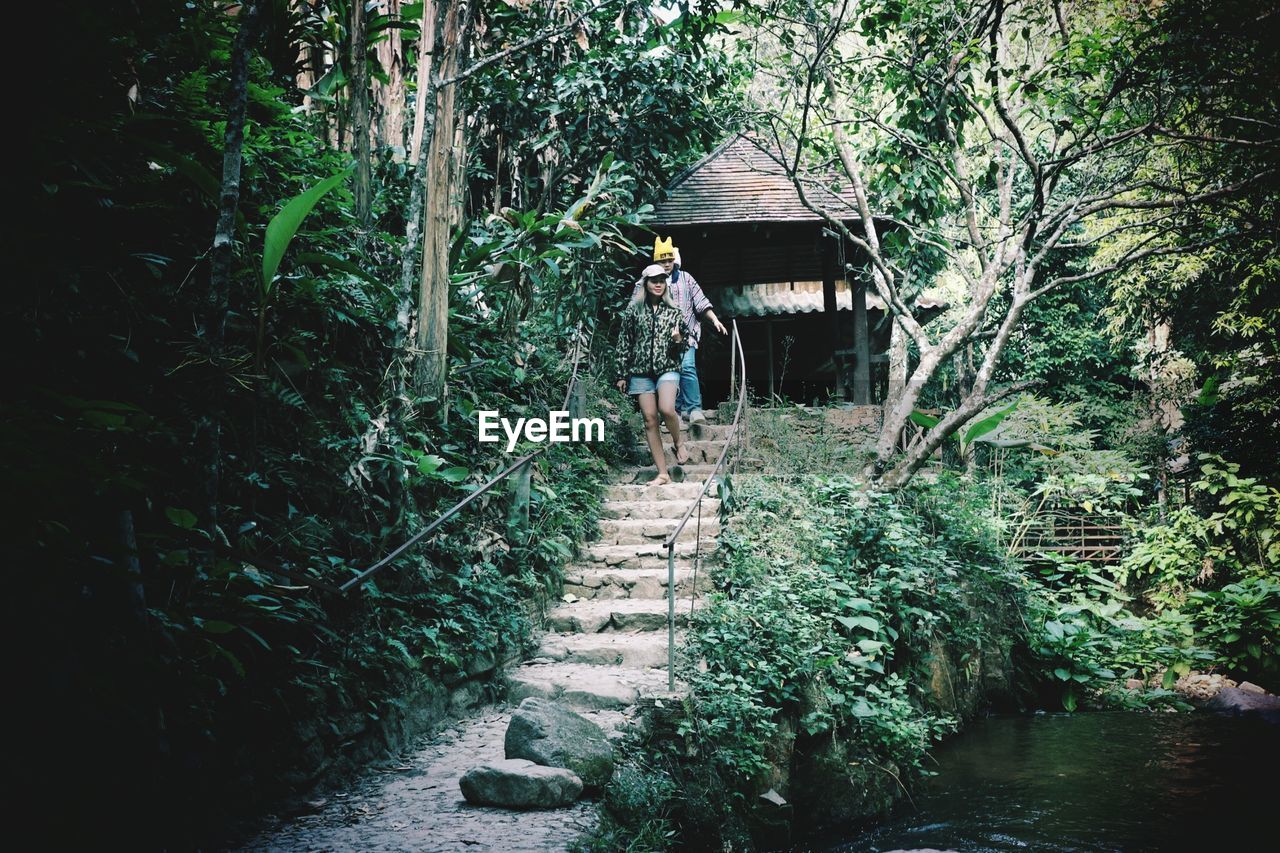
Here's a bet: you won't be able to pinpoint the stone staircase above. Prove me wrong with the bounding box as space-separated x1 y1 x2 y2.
504 414 739 721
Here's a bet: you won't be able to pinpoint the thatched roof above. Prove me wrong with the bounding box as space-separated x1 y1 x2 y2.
651 134 862 227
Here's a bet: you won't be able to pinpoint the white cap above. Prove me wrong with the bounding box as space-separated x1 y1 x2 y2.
641 264 668 279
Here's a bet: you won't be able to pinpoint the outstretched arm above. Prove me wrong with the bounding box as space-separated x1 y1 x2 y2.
686 274 727 334
702 307 727 336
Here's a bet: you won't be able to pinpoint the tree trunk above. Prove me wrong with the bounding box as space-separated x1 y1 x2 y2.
885 312 909 448
451 102 469 229
413 0 470 401
361 0 439 513
1147 315 1179 517
294 1 318 104
351 0 372 226
375 0 408 158
198 1 260 538
887 314 908 401
118 508 147 626
850 271 870 404
408 2 436 160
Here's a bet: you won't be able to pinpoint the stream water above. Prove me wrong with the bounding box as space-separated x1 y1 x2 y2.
821 712 1279 852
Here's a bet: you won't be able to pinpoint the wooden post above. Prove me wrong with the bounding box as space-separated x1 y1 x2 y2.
570 376 587 420
851 265 871 405
765 317 775 401
507 459 532 544
729 322 738 404
821 236 843 399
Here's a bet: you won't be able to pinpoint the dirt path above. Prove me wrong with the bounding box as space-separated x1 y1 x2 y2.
243 706 599 852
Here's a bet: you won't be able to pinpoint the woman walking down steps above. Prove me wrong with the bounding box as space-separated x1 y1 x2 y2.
614 264 692 485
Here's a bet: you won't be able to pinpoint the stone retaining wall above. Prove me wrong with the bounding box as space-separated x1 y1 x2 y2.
268 651 517 799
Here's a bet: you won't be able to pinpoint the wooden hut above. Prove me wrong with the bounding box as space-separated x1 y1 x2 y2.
648 133 899 407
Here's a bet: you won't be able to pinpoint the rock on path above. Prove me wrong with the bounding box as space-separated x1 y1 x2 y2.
243 707 601 852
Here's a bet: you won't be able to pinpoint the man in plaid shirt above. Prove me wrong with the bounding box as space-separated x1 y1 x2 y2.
632 236 727 424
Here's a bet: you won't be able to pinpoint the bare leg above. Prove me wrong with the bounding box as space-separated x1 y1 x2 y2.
657 381 686 464
636 392 670 483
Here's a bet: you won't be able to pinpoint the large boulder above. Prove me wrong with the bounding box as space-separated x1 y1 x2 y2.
458 758 583 809
504 697 615 789
1205 686 1280 721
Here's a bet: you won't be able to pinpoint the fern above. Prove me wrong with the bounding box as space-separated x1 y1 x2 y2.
173 69 210 116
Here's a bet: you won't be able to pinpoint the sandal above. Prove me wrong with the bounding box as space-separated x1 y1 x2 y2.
652 472 672 486
674 442 691 465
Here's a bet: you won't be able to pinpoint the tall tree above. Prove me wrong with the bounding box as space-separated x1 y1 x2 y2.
350 0 372 225
200 1 262 536
373 0 408 155
741 0 1274 487
413 0 472 401
405 0 635 401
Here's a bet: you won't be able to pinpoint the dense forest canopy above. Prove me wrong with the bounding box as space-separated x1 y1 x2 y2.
8 0 1277 844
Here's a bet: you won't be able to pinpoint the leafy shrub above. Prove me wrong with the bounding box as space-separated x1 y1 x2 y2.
1025 603 1120 711
1185 578 1280 687
1118 507 1214 608
661 473 1022 842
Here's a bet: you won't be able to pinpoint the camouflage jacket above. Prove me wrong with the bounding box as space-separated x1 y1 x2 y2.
613 300 691 382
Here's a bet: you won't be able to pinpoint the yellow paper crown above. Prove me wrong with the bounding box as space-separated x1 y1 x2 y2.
653 236 676 261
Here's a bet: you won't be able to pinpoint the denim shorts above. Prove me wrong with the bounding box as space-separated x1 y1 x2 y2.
627 372 680 395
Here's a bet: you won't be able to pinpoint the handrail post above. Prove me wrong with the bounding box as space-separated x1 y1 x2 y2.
667 542 676 691
507 458 533 545
569 375 587 420
732 324 742 407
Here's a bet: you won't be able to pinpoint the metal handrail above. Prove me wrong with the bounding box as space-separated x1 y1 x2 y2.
340 326 589 594
662 318 748 688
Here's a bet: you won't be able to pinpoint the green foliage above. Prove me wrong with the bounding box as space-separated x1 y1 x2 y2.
1120 455 1279 608
1102 0 1280 483
1018 553 1221 709
1026 603 1119 712
466 1 746 211
658 473 1021 841
261 164 354 290
1019 452 1280 704
578 757 680 853
1195 456 1280 572
1185 578 1280 686
1119 507 1214 608
13 0 741 839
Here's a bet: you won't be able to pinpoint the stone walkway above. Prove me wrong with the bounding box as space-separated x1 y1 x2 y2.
243 708 600 852
504 418 734 712
245 415 737 852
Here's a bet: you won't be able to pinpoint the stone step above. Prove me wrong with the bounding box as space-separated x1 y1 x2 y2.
600 498 721 520
625 458 763 483
631 440 728 467
563 566 713 600
504 661 681 712
605 482 714 502
632 421 736 442
684 421 735 440
595 517 720 545
546 597 689 634
583 540 716 566
623 464 723 484
538 631 680 669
